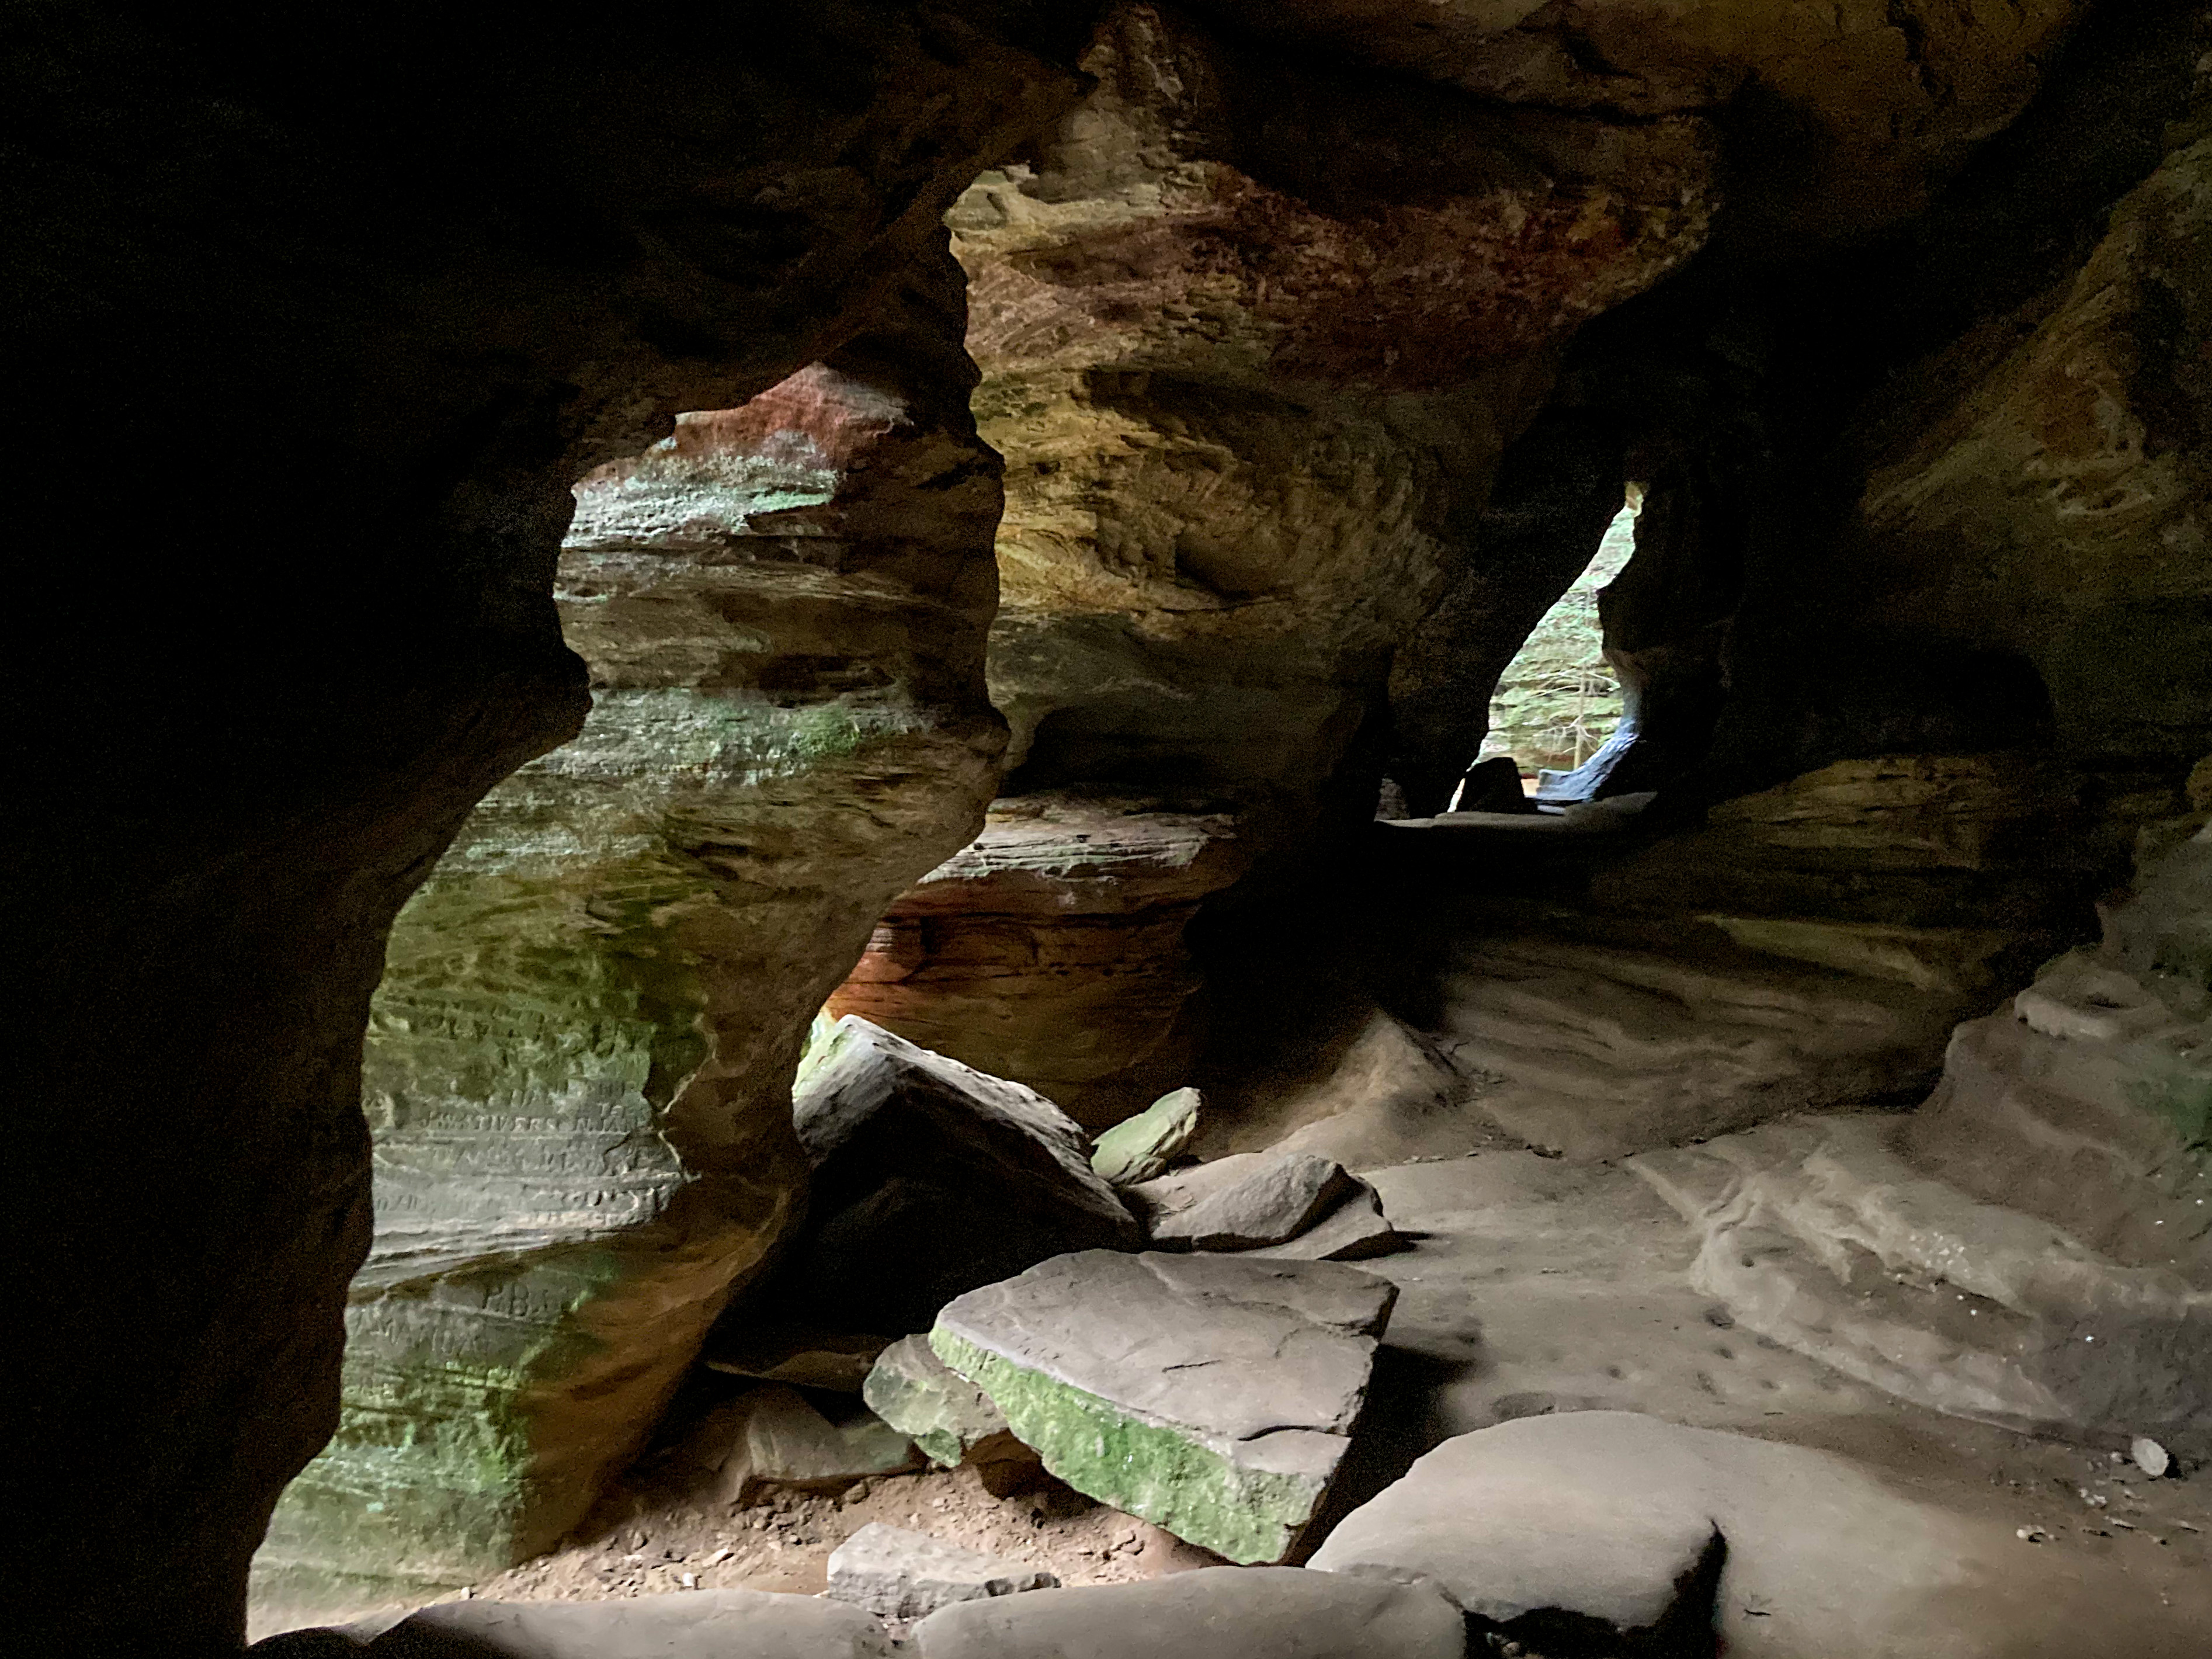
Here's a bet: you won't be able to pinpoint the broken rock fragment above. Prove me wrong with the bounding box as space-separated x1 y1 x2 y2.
784 1016 1138 1333
675 1386 919 1501
930 1251 1395 1563
1090 1087 1203 1186
862 1335 1038 1489
1131 1149 1360 1250
1244 1181 1403 1262
827 1523 1057 1625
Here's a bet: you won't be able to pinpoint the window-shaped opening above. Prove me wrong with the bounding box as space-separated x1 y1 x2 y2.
1466 490 1640 802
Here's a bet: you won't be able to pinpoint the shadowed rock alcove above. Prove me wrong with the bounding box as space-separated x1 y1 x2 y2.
11 4 2212 1657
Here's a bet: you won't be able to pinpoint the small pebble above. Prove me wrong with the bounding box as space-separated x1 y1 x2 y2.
2131 1437 2172 1478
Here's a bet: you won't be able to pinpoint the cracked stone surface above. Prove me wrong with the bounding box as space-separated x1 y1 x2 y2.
930 1251 1395 1562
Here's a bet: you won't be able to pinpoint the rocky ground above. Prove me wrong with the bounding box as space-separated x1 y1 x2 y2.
338 1147 2206 1651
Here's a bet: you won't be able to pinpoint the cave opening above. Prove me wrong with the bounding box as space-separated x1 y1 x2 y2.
1467 491 1641 807
20 3 2212 1656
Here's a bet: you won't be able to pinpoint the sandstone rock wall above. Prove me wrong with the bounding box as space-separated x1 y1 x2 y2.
256 250 1014 1623
4 9 1092 1653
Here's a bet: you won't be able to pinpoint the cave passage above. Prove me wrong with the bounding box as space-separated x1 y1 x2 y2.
17 3 2212 1656
1467 495 1641 803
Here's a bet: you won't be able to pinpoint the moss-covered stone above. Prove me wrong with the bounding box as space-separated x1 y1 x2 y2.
255 263 1009 1626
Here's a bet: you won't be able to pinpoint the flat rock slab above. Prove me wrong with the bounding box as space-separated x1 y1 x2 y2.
307 1589 893 1657
705 1328 892 1393
1091 1087 1203 1186
827 1522 1057 1624
1244 1182 1403 1261
910 1565 1462 1659
786 1016 1137 1332
1133 1150 1359 1250
1311 1410 2194 1658
931 1251 1395 1563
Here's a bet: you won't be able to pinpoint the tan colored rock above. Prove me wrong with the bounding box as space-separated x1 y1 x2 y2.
829 798 1244 1125
258 257 1010 1620
953 2 1715 858
1846 134 2212 761
1199 0 2085 243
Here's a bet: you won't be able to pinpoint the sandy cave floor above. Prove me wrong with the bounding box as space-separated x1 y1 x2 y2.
415 1151 2209 1641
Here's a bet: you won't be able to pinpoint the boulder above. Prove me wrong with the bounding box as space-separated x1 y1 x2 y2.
673 1386 920 1501
862 1337 1036 1486
1091 1088 1204 1186
827 1524 1057 1625
1309 1410 2200 1658
909 1566 1463 1659
1244 1183 1403 1262
1130 1151 1359 1251
279 1590 894 1658
782 1018 1138 1334
930 1252 1395 1563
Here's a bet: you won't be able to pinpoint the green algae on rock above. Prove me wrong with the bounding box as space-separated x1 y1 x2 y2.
1091 1087 1203 1186
929 1251 1394 1563
256 254 1009 1624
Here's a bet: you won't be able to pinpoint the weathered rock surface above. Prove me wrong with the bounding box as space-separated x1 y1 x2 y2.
705 1330 892 1394
1907 818 2212 1287
1197 0 2085 245
1310 1410 2185 1658
862 1337 1034 1481
1633 1115 2212 1453
1433 931 1960 1160
930 1251 1395 1563
830 800 1244 1126
1244 1184 1404 1263
1131 1151 1360 1251
779 1018 1138 1335
288 1589 894 1657
956 2 1714 863
672 1387 921 1501
9 6 1091 1650
257 263 1016 1622
1840 130 2212 766
827 1523 1057 1625
910 1565 1463 1659
1091 1087 1204 1186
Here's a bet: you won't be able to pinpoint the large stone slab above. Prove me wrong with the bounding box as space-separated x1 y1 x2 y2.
930 1252 1395 1563
831 799 1246 1126
910 1566 1462 1659
827 1523 1057 1625
263 1589 893 1658
782 1018 1138 1334
1310 1411 2199 1658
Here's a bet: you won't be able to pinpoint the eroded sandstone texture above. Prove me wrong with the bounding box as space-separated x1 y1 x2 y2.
256 256 1015 1621
5 8 1096 1651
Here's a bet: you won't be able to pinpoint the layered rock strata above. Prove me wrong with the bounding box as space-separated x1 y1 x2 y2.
829 799 1244 1126
9 8 1091 1652
956 2 1716 858
258 263 1013 1620
1634 1115 2211 1453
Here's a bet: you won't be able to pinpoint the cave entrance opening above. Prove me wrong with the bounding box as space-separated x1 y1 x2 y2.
1453 491 1640 810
